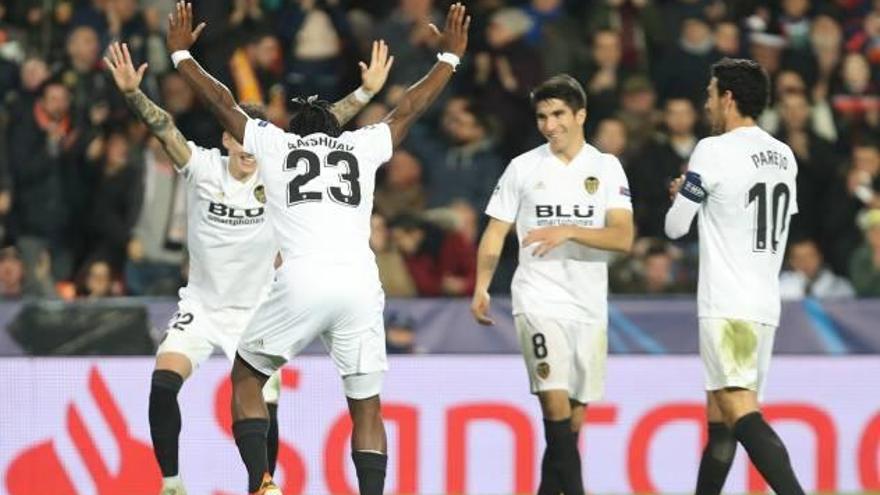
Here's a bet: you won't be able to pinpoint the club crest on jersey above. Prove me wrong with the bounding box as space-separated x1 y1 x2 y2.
254 185 266 204
536 362 550 379
584 176 600 194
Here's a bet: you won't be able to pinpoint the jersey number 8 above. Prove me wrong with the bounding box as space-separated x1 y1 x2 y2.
285 149 361 207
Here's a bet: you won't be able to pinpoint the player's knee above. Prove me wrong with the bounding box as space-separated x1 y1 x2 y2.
343 371 384 401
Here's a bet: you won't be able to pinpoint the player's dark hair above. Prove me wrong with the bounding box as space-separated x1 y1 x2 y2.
530 74 587 112
288 96 341 137
239 103 267 121
711 58 769 120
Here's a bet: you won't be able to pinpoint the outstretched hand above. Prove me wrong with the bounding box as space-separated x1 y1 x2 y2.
429 2 470 57
104 42 146 93
360 40 394 95
167 1 206 53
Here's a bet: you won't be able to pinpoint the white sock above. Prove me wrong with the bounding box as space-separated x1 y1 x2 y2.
162 475 183 486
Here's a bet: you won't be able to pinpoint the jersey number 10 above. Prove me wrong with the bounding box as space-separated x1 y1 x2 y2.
747 182 791 254
285 149 362 207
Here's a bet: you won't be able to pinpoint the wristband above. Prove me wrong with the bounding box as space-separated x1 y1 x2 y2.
170 50 193 69
354 86 375 104
436 52 460 71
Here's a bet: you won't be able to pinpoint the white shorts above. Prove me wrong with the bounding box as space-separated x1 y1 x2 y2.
156 298 281 402
515 314 607 404
700 318 777 398
236 265 388 397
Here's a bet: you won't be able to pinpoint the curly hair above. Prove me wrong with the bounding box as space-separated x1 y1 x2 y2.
287 95 341 137
711 58 769 120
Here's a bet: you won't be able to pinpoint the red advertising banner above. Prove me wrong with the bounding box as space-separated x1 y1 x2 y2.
1 356 878 494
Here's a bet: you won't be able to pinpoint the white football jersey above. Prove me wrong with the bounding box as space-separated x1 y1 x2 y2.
687 126 798 326
486 143 632 324
242 119 392 285
177 143 277 309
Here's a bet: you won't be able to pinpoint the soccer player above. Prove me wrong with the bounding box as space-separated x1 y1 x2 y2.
104 37 391 495
471 74 634 495
664 58 804 494
165 2 469 494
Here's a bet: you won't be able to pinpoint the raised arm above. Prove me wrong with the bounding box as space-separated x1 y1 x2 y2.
384 2 470 147
167 1 248 142
105 42 191 168
330 40 395 126
470 218 513 325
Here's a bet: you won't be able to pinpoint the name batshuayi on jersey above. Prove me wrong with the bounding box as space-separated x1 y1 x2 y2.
486 143 632 325
242 119 393 283
177 142 277 309
687 126 798 326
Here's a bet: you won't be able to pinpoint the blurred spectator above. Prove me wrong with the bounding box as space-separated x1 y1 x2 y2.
84 131 144 272
385 310 420 354
107 0 149 62
524 0 587 78
810 15 843 104
611 238 692 294
9 80 79 292
780 238 855 300
230 33 283 105
375 0 442 87
7 57 50 111
125 137 185 296
585 0 665 72
631 97 698 237
370 212 417 298
0 109 10 244
60 25 111 127
832 52 880 143
779 0 813 51
846 9 880 68
749 32 786 79
389 214 476 297
76 257 119 299
278 0 355 101
473 7 543 158
0 247 24 300
375 149 427 218
775 91 838 241
760 69 837 142
414 96 503 211
849 209 880 297
354 101 389 128
823 142 880 274
583 29 628 131
656 16 719 104
615 74 661 156
714 20 743 58
160 71 222 149
592 117 628 158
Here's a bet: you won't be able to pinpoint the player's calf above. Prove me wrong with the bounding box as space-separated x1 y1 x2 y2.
150 352 193 491
231 354 273 493
537 391 584 495
345 372 387 495
695 422 737 495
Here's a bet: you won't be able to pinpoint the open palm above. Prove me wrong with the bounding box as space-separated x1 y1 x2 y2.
359 40 394 95
104 42 146 93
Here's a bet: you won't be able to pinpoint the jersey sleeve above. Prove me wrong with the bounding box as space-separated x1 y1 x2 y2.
485 161 520 223
683 138 718 198
604 154 633 210
352 123 393 168
243 118 287 157
177 142 218 184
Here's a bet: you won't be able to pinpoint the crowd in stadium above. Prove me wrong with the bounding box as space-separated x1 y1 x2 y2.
0 0 879 300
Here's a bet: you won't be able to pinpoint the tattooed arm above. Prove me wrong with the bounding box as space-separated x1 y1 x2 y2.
124 89 192 168
105 42 192 168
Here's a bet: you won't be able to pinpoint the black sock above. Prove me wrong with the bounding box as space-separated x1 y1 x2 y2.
233 418 270 493
696 422 737 495
267 403 279 476
149 370 183 477
734 412 805 495
540 418 584 495
351 450 387 495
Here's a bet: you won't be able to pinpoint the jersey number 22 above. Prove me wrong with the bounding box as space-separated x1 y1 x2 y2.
285 149 361 207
